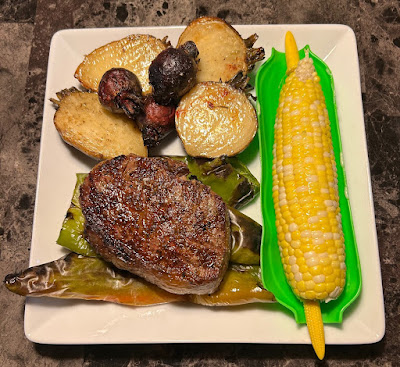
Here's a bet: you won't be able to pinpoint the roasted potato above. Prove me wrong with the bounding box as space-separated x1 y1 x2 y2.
175 82 257 158
177 17 264 83
75 34 169 95
51 88 147 160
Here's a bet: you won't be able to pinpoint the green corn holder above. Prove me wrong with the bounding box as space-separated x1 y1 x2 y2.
255 46 362 324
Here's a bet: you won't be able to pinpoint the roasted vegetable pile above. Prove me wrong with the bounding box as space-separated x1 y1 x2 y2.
52 16 264 155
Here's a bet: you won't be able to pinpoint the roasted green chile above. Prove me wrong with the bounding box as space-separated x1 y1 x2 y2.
4 253 274 306
171 155 260 209
191 264 273 306
229 207 261 265
56 174 97 257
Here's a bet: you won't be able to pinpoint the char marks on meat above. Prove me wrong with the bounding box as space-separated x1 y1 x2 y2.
80 155 231 295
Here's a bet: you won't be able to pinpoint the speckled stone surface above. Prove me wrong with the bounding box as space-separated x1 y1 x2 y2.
0 0 399 366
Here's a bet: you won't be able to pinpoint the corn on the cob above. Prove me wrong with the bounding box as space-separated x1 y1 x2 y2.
272 31 346 359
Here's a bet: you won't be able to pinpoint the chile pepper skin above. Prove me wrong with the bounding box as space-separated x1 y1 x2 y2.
4 253 183 306
4 253 274 306
171 155 260 209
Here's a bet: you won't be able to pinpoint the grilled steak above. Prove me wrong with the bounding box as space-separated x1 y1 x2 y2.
80 155 231 295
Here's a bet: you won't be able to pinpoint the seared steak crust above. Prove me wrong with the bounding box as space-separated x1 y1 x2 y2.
80 155 231 295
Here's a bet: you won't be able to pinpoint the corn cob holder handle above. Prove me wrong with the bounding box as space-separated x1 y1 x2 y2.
256 32 361 358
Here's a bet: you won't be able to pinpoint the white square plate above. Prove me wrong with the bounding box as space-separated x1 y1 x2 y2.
25 24 385 345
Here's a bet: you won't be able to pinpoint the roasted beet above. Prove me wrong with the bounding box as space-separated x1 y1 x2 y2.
149 41 199 106
137 96 176 147
98 68 143 117
98 67 180 147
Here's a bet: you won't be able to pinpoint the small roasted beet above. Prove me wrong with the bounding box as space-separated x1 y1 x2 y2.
149 42 199 106
98 68 143 117
179 40 199 59
137 96 176 147
144 97 176 128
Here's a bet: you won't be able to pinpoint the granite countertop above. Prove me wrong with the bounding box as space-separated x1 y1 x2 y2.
0 0 399 366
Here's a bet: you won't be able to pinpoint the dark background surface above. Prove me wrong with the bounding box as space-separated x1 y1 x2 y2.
0 0 399 366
